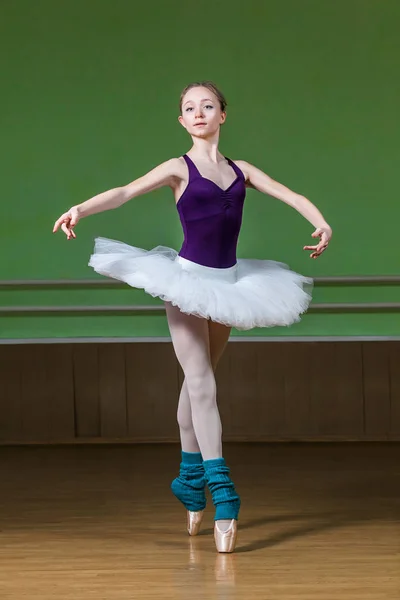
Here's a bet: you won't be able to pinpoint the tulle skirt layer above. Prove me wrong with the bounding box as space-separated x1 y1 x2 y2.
88 237 313 331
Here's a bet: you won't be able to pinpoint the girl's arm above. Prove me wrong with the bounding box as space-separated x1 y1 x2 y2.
235 160 332 259
53 158 183 239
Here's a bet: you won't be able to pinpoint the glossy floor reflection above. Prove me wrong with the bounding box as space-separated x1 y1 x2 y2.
0 442 399 599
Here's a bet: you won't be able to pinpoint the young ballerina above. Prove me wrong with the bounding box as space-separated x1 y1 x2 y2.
53 81 332 553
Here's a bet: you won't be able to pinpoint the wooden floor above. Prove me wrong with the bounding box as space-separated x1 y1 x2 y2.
0 443 399 599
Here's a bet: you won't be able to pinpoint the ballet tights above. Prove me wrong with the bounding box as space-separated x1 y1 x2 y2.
165 302 223 461
176 378 202 454
165 301 238 531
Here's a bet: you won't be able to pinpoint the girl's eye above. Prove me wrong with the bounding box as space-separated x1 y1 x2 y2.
185 105 213 112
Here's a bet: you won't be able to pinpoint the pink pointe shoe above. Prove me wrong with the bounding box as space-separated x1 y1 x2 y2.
187 510 204 536
214 519 238 553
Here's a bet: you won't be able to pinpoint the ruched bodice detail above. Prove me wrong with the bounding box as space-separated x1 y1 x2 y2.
176 154 246 268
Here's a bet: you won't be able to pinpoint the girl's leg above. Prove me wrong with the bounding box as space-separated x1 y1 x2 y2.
177 379 201 453
165 302 240 536
203 319 237 537
165 302 221 460
207 318 231 373
172 316 233 526
168 306 214 519
177 319 231 453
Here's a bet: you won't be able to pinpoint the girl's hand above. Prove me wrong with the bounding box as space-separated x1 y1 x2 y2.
303 226 332 259
53 206 80 240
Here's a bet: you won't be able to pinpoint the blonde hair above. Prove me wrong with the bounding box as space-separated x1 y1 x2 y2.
179 81 227 114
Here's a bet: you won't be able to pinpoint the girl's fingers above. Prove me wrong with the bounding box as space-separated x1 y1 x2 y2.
59 220 76 239
304 240 329 252
311 247 327 258
53 218 64 232
53 212 76 233
61 223 72 237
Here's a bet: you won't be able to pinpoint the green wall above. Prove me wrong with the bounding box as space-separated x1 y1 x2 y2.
1 0 399 339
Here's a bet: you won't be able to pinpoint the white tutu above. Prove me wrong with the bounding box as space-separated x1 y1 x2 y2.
88 237 313 331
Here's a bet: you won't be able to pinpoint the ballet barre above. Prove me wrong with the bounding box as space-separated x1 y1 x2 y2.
0 303 400 314
1 275 399 313
1 275 400 288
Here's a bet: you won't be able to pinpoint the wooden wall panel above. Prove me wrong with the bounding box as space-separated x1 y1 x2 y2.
281 342 312 437
3 346 75 442
388 342 400 436
257 342 287 437
19 346 50 440
309 342 337 436
125 343 179 441
308 343 364 438
45 345 75 439
73 344 100 437
363 342 391 437
99 344 127 437
226 343 260 438
0 341 399 443
0 345 22 439
334 342 364 436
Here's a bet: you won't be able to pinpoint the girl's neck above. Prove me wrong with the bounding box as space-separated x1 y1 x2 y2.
189 135 221 163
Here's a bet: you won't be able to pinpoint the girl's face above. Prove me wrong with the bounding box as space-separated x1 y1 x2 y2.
178 87 226 138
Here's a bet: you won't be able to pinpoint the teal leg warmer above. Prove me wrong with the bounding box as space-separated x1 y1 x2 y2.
171 451 207 512
203 458 241 521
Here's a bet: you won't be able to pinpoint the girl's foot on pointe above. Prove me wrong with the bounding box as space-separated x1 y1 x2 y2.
214 519 238 553
203 458 241 553
187 509 204 536
171 451 206 536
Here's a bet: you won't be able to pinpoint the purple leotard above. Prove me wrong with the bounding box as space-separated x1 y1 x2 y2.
176 154 246 269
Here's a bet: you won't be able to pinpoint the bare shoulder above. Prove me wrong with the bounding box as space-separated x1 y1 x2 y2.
230 159 252 184
157 156 188 195
160 156 186 177
164 156 188 181
149 156 187 188
175 155 188 171
122 156 187 199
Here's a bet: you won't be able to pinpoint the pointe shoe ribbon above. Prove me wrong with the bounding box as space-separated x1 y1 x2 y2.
214 519 237 553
